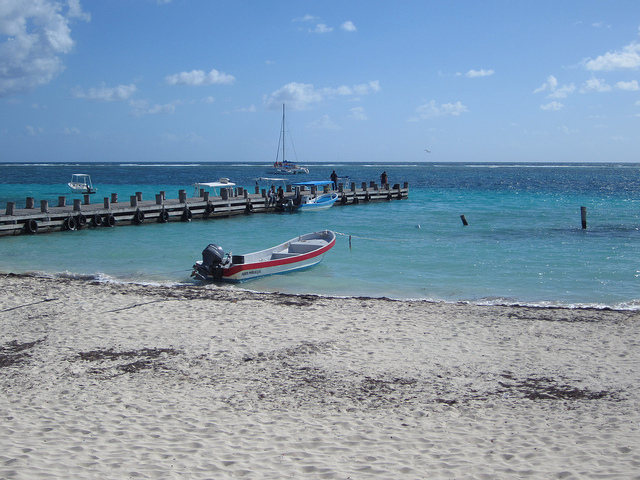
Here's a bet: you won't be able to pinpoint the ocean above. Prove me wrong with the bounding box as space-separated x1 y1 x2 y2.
1 162 639 309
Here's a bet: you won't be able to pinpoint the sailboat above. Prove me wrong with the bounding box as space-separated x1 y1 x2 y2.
269 104 309 175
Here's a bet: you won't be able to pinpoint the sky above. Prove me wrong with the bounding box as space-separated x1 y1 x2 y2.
1 0 640 164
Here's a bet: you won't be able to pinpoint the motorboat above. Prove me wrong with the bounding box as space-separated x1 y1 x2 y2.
191 230 336 282
285 180 339 212
286 192 339 212
68 174 97 194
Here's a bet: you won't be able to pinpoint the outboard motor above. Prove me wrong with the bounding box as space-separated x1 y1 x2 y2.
197 244 226 280
202 244 225 268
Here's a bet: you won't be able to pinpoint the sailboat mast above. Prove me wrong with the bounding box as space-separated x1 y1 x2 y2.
282 103 285 163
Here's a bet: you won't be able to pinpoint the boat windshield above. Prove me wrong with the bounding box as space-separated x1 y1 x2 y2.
71 174 91 185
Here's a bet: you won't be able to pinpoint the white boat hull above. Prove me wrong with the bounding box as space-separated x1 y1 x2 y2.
192 230 336 282
285 193 338 212
269 166 309 175
68 183 97 194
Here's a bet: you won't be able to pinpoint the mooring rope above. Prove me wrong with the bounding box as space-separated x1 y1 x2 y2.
333 231 407 243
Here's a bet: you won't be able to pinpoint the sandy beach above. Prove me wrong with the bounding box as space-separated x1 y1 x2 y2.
1 273 639 479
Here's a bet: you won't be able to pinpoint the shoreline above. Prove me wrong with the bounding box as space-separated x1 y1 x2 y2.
2 273 639 478
5 270 639 312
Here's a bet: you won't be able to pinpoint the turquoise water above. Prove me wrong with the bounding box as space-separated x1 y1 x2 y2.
1 162 639 309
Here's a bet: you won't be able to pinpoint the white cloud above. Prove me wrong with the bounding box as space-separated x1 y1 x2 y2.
25 125 43 135
309 114 339 129
237 104 256 113
353 80 380 95
548 84 576 99
616 80 639 91
72 83 136 102
67 0 90 21
161 132 201 142
540 101 564 111
264 83 323 110
322 81 380 97
412 100 468 119
313 24 333 34
203 96 215 104
580 77 611 93
560 125 579 134
349 106 368 120
466 69 494 78
129 99 179 116
585 40 640 71
534 75 559 94
0 0 90 97
264 80 380 110
64 126 80 135
165 68 235 86
293 14 319 23
341 21 357 32
534 75 575 99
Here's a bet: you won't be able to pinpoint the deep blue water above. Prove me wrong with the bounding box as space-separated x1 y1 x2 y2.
1 162 639 309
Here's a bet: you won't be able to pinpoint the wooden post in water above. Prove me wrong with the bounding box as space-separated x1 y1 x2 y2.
26 197 34 209
111 193 118 203
6 202 15 215
581 206 587 229
460 214 469 226
58 196 66 207
41 200 49 213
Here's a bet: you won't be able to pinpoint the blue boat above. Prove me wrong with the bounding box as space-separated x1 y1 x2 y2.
285 181 339 212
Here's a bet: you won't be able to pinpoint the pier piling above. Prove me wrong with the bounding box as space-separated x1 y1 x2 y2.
581 206 587 229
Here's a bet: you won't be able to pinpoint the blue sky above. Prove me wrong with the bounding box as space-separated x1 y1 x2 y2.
1 0 640 163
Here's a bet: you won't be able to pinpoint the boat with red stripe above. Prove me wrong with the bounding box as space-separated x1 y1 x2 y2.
191 230 336 282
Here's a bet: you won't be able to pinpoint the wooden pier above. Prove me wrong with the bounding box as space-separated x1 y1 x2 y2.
0 181 408 237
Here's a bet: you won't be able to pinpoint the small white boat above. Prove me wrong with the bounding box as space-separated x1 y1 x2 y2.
285 180 338 212
68 174 96 194
191 230 336 282
286 192 339 212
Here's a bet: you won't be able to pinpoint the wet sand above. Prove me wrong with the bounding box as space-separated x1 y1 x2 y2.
1 273 639 479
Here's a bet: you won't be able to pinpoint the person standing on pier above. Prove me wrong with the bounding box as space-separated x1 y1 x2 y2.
330 170 338 190
380 171 388 186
